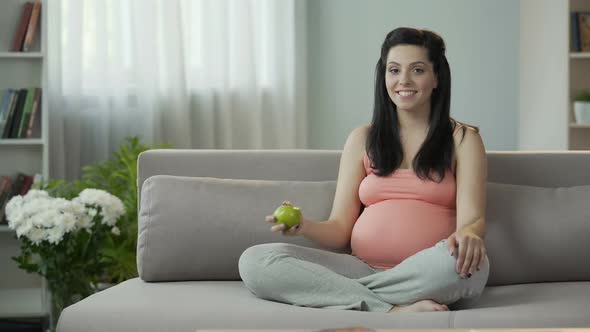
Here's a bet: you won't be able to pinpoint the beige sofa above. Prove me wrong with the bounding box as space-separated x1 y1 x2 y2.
57 150 590 331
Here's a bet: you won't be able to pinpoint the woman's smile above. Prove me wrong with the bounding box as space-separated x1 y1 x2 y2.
396 89 418 101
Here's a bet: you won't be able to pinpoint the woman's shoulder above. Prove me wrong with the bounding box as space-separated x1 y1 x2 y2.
352 124 371 145
344 124 371 161
351 124 371 164
451 119 479 131
451 119 479 143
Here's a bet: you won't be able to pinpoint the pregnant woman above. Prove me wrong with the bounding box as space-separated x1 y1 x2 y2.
238 27 490 313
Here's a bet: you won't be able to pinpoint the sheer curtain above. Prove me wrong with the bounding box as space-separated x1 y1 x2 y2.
47 0 307 180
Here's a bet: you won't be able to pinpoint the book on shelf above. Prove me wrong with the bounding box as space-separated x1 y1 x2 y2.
11 1 42 53
0 88 42 139
0 172 42 225
12 2 33 52
0 176 12 224
23 1 42 52
572 12 581 52
27 89 42 139
17 87 37 138
2 89 23 138
572 12 590 52
0 90 15 136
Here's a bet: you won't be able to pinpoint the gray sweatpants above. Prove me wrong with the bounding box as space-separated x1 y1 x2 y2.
238 239 490 312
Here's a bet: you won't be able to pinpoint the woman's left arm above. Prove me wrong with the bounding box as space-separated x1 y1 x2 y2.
447 127 488 279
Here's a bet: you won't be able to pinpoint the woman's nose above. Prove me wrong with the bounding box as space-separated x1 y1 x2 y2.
398 73 410 85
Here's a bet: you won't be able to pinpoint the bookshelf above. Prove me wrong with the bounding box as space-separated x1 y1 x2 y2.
0 52 43 58
519 0 590 150
569 52 590 59
0 0 49 324
0 138 44 145
569 0 590 150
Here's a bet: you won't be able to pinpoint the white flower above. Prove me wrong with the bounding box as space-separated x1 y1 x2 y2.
5 188 126 246
46 225 66 244
77 214 93 229
27 228 45 245
23 189 49 200
15 220 33 239
60 213 78 232
74 189 125 226
111 226 120 236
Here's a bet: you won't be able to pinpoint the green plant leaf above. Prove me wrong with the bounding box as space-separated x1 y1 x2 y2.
20 136 172 289
574 90 590 102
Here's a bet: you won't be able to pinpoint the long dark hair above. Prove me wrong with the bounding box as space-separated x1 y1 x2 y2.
366 27 477 182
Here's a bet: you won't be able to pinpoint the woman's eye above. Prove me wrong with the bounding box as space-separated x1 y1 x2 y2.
413 68 424 73
389 68 399 74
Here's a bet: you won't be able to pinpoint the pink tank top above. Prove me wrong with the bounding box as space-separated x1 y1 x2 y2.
350 126 462 270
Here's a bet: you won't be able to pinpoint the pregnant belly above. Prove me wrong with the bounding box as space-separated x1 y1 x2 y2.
350 200 456 269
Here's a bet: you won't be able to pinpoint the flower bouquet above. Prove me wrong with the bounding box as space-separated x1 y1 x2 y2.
5 188 125 331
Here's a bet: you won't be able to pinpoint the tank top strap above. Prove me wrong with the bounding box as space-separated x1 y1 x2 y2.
453 122 464 137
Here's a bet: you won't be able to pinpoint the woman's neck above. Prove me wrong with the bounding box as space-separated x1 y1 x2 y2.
396 102 431 133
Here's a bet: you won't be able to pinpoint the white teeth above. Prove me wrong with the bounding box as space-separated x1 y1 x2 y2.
398 91 416 97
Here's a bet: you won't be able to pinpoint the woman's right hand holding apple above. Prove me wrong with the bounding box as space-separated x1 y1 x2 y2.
265 200 306 236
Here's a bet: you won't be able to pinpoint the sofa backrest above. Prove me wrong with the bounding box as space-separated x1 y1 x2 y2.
136 150 590 286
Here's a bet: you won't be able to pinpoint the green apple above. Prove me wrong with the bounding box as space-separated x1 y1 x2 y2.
273 204 301 230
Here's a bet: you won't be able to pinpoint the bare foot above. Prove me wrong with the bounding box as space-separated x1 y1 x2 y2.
388 299 449 313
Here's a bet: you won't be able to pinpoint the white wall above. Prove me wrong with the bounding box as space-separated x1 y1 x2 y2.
306 0 520 151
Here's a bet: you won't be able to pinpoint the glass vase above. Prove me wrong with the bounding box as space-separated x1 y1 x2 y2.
43 280 83 332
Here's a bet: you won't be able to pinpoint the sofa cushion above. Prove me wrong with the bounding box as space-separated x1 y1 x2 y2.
138 175 590 285
57 278 590 332
485 182 590 286
137 175 337 282
451 281 590 328
58 278 453 331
